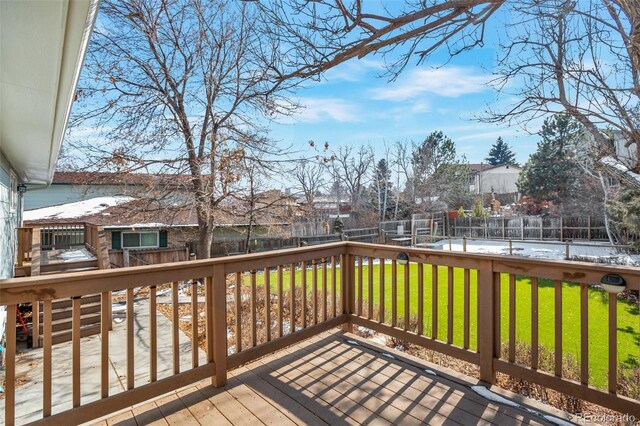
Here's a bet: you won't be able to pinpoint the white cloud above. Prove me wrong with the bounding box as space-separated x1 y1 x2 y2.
281 98 362 124
370 67 490 101
322 58 385 83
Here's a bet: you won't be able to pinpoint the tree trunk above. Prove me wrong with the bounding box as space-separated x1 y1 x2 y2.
197 220 213 259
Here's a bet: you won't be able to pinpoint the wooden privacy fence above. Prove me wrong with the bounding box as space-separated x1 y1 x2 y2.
1 242 639 425
452 216 609 241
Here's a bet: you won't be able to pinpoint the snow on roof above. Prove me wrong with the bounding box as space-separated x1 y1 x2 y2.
23 196 135 221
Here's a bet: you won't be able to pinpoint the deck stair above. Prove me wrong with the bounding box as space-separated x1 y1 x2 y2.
36 294 102 345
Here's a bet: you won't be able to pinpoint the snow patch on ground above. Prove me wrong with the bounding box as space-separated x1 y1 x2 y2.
24 196 134 220
435 239 640 265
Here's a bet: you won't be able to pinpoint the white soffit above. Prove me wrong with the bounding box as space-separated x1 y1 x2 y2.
0 0 100 184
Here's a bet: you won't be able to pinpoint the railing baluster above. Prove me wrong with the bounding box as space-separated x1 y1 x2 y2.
290 263 296 333
235 272 242 353
278 265 284 337
379 258 385 323
321 258 327 322
391 259 397 328
404 261 410 331
555 280 563 377
463 268 470 350
43 299 52 416
101 291 110 397
205 276 214 363
264 267 271 341
609 293 617 394
312 260 318 325
417 263 424 335
252 270 258 345
149 286 157 382
368 256 373 320
432 264 438 340
172 281 180 374
531 277 539 370
358 256 363 316
301 261 307 328
447 267 453 344
126 288 134 390
191 280 199 368
73 296 81 406
332 256 337 318
509 274 516 362
6 304 16 425
494 272 501 360
581 284 588 385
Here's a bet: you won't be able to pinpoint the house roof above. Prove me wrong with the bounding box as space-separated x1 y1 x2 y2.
469 163 521 173
23 197 293 228
1 0 100 184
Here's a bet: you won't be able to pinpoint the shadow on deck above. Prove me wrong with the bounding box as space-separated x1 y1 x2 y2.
96 330 569 426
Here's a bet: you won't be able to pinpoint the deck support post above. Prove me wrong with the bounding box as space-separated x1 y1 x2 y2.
212 265 227 387
478 260 496 384
341 251 355 333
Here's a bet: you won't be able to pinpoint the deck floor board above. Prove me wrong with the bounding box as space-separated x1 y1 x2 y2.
95 330 565 426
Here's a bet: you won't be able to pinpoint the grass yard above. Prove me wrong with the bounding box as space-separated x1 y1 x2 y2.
243 262 639 389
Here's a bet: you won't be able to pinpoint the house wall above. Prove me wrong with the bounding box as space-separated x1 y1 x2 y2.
24 184 127 210
474 165 521 194
0 151 21 280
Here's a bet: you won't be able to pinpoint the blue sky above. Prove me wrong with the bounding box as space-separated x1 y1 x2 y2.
269 11 543 165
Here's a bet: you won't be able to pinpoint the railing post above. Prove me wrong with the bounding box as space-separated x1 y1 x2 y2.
478 260 496 384
212 264 227 387
31 228 41 348
341 250 355 333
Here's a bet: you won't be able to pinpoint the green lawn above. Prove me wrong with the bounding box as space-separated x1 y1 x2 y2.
242 262 639 389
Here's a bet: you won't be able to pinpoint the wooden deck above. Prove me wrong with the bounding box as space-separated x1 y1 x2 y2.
94 331 567 426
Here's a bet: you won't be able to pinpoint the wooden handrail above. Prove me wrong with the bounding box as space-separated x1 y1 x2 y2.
2 241 639 425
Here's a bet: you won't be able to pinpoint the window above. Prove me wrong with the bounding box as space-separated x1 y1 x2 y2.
122 231 159 248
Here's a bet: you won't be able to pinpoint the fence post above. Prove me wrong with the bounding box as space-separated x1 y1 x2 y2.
540 218 543 240
520 217 524 240
560 217 564 241
341 251 355 333
478 260 496 384
212 264 227 387
448 235 452 251
565 241 570 260
462 236 467 252
509 239 513 255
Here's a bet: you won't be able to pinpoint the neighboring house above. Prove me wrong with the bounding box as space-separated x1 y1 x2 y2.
1 0 99 335
469 163 522 195
23 196 293 257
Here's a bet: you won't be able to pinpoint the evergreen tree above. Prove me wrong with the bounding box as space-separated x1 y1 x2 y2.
516 114 582 204
485 137 517 166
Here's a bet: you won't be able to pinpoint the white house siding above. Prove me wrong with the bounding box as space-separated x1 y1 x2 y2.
474 165 521 194
0 152 21 338
0 152 20 280
24 184 125 210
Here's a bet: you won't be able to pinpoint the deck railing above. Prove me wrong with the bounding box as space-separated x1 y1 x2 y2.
1 242 639 425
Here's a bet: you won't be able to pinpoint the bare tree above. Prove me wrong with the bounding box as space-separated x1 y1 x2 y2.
256 0 502 79
487 1 640 188
69 0 298 258
257 0 639 190
330 145 374 219
391 141 413 219
292 157 326 206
